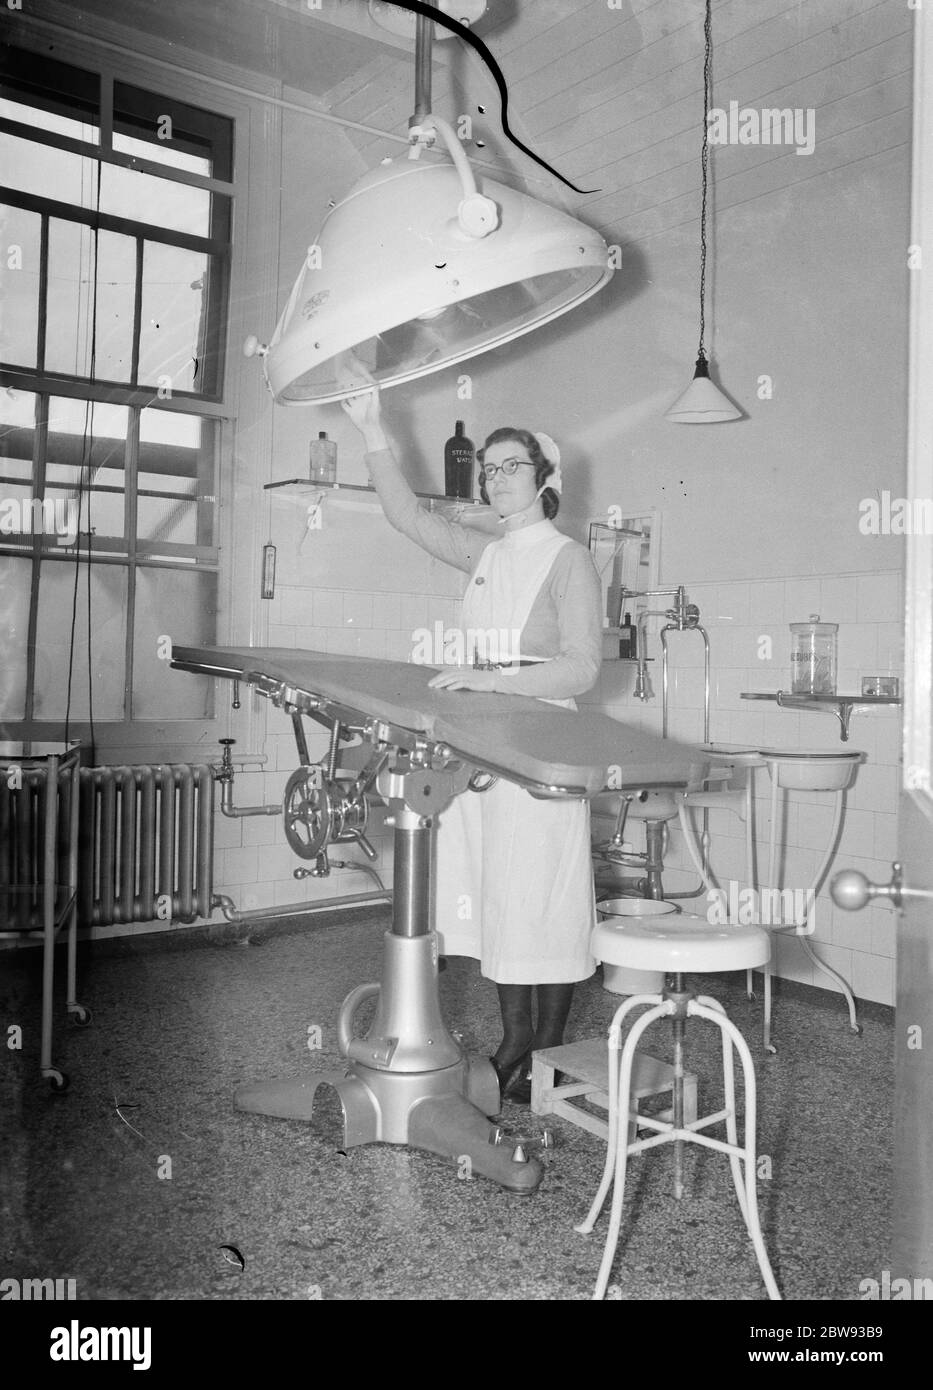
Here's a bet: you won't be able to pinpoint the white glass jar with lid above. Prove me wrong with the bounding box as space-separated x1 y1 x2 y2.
790 614 838 695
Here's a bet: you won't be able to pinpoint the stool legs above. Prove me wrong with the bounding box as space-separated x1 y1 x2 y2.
575 999 671 1299
578 991 781 1302
694 997 780 1298
574 996 666 1238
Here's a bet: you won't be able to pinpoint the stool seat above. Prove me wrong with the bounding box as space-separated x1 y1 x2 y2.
591 911 770 974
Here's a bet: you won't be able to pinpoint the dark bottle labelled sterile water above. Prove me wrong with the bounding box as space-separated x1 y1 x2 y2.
444 420 475 500
619 612 637 659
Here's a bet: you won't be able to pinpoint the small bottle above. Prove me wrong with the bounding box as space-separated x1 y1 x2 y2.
444 420 474 500
619 611 636 659
309 431 337 484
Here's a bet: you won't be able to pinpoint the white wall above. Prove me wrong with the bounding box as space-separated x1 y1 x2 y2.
265 139 908 1001
59 21 908 1006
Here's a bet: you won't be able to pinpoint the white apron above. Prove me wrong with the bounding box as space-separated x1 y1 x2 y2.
433 521 596 983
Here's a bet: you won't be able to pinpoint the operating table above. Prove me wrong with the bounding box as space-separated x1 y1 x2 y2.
172 646 707 1194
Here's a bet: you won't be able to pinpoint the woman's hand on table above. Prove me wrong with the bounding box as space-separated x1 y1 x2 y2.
428 667 500 693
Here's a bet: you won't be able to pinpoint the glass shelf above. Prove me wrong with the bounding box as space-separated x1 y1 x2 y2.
264 478 483 516
741 691 902 741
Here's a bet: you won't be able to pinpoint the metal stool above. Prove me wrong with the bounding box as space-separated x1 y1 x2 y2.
576 911 781 1301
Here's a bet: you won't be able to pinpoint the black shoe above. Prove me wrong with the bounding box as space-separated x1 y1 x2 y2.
507 1060 533 1106
507 1060 568 1107
489 1051 530 1100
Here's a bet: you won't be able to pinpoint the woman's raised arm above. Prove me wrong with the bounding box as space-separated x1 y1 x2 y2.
341 387 490 574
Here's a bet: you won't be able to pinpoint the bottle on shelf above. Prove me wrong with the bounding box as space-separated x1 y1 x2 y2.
444 420 474 500
619 611 637 659
309 431 337 484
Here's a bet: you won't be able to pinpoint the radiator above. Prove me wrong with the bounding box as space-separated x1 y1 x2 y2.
78 765 214 927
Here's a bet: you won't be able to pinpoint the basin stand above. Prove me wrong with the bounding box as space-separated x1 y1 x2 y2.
760 778 860 1052
235 791 543 1195
678 767 860 1051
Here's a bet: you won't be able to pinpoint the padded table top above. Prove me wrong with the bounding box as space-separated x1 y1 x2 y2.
172 646 707 796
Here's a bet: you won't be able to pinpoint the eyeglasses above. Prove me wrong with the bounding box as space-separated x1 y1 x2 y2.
480 457 535 479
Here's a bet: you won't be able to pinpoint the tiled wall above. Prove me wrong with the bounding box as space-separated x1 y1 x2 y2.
212 537 902 1009
207 493 468 919
581 570 904 1006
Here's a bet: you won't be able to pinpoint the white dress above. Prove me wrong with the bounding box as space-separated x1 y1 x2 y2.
364 449 602 985
433 521 596 983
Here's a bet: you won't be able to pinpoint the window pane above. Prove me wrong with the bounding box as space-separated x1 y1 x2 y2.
0 95 98 143
45 222 136 382
47 397 128 543
32 559 127 720
0 131 98 208
0 204 41 367
0 387 36 479
138 245 212 393
133 567 217 718
112 131 210 178
138 410 215 549
113 82 232 182
0 390 35 553
99 163 210 238
0 554 31 723
0 49 99 133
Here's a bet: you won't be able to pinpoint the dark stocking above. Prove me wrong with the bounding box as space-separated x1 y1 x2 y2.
492 983 534 1068
533 982 575 1051
507 982 577 1104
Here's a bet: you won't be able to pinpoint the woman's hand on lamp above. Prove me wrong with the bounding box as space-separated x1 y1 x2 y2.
428 667 500 693
337 358 387 450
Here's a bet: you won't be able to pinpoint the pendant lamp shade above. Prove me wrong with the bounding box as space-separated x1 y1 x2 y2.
256 153 613 405
664 0 742 424
665 353 742 423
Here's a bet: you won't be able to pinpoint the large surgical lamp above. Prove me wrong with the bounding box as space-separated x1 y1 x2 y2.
245 1 614 404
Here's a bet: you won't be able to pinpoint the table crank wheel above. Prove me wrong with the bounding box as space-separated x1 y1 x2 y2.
283 766 370 859
283 767 332 859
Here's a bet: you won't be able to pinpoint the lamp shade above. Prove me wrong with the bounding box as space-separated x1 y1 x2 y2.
260 152 614 405
665 354 742 423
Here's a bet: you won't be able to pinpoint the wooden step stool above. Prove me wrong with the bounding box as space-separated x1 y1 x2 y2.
530 1038 697 1143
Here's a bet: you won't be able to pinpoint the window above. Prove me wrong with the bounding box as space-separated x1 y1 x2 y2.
0 47 233 754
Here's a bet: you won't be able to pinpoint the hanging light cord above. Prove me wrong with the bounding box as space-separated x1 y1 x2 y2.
64 164 100 761
698 0 713 361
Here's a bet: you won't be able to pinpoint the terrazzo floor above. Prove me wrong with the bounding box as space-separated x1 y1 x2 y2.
0 906 892 1302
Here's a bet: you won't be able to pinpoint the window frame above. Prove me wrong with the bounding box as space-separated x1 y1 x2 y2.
0 41 238 761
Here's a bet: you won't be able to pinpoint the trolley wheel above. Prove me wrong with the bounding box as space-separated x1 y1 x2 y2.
70 1004 93 1027
47 1070 70 1093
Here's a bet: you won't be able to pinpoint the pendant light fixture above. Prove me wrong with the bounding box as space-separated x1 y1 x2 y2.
666 0 742 424
246 2 614 405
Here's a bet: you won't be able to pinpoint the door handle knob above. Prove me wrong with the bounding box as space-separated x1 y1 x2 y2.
831 861 933 910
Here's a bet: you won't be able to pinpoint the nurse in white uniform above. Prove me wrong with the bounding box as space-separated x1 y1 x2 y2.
342 388 603 1104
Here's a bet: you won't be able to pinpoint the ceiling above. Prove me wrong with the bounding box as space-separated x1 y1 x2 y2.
35 0 914 250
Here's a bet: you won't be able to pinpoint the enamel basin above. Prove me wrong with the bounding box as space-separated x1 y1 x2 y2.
595 898 677 994
758 749 863 791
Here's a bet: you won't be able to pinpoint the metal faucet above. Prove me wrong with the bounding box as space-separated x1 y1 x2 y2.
620 586 710 742
622 587 691 702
